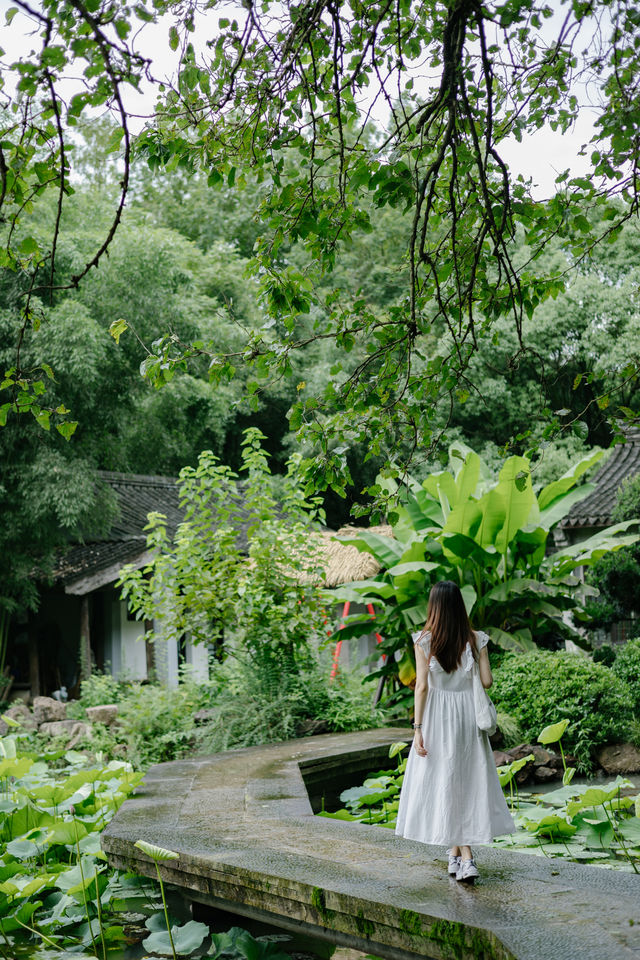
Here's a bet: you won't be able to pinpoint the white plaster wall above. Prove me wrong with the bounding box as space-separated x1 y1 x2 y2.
116 602 147 680
153 635 179 688
185 641 209 682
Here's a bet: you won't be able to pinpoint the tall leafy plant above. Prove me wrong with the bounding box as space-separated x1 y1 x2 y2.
331 445 639 696
118 428 327 674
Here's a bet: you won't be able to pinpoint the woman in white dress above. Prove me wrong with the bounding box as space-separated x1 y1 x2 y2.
395 580 515 882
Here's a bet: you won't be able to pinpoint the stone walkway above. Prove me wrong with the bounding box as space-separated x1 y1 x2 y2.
102 728 640 960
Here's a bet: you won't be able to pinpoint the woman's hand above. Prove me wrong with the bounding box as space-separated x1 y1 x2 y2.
413 728 427 757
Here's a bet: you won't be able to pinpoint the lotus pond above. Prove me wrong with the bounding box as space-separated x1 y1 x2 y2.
0 732 299 959
318 722 640 873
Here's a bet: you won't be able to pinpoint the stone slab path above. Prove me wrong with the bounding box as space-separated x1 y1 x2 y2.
101 728 640 960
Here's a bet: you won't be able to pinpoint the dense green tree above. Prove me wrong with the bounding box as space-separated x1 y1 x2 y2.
3 0 640 502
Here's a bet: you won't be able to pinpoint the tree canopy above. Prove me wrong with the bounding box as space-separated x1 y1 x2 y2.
3 0 640 615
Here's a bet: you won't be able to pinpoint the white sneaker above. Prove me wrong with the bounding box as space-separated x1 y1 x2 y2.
456 858 479 882
446 849 461 875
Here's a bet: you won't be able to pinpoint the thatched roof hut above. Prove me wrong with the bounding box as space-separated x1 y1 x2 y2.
315 525 394 587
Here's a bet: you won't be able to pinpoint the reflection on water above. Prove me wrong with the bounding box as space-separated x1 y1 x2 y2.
528 773 640 797
12 893 376 960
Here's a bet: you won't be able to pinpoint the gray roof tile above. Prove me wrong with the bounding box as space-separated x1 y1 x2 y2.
564 428 640 527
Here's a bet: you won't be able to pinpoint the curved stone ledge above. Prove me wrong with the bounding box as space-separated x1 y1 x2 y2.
101 728 640 960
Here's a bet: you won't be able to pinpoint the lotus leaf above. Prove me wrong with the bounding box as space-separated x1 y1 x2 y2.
363 776 395 788
209 925 291 960
5 839 39 860
134 839 179 862
143 918 210 956
0 737 17 759
47 819 89 846
617 819 640 845
0 757 32 780
537 719 570 745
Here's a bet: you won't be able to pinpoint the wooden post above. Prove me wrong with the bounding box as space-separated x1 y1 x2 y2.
28 617 40 700
144 619 155 680
80 596 92 680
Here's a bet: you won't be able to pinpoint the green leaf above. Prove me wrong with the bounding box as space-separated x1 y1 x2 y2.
492 457 535 554
537 719 570 745
537 450 603 511
33 409 50 430
109 318 128 344
56 420 78 440
388 741 409 759
169 25 179 50
143 919 209 955
19 236 39 256
134 839 179 862
5 838 39 860
571 420 589 441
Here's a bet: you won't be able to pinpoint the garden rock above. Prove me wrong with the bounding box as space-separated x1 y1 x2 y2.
0 702 37 734
39 719 88 739
193 708 217 725
33 696 67 725
596 742 640 775
493 742 567 784
533 764 556 781
86 704 118 726
67 723 92 749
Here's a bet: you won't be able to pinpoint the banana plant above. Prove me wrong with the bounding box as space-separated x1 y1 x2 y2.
328 444 639 697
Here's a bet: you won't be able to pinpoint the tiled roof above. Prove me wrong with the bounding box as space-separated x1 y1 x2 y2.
564 429 640 528
54 471 182 588
97 471 183 541
54 538 148 583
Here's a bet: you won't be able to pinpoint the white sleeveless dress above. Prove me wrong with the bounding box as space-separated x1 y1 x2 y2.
395 630 515 846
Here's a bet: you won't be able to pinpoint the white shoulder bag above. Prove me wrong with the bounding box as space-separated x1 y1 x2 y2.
472 660 497 736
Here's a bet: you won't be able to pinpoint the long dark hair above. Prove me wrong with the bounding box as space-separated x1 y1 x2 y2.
420 580 475 673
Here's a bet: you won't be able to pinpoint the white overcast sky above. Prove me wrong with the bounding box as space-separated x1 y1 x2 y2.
0 0 597 198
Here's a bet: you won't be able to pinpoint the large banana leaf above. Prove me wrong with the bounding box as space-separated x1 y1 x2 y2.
511 527 548 567
441 533 498 567
324 580 397 604
543 520 640 577
334 530 404 566
442 497 483 541
484 578 560 602
538 482 597 531
460 584 477 615
537 448 604 511
454 451 481 504
423 470 457 518
493 457 535 554
387 560 440 578
400 491 444 533
474 488 507 549
486 626 538 653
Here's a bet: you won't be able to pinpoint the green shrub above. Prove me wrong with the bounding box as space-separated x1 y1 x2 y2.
592 645 617 667
77 669 132 707
491 651 633 771
115 676 205 767
195 653 384 755
611 638 640 716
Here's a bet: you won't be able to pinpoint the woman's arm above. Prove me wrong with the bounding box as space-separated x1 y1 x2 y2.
413 642 429 757
478 645 493 689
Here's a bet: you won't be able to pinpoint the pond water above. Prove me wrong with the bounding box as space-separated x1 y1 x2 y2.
530 773 640 796
10 892 373 960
